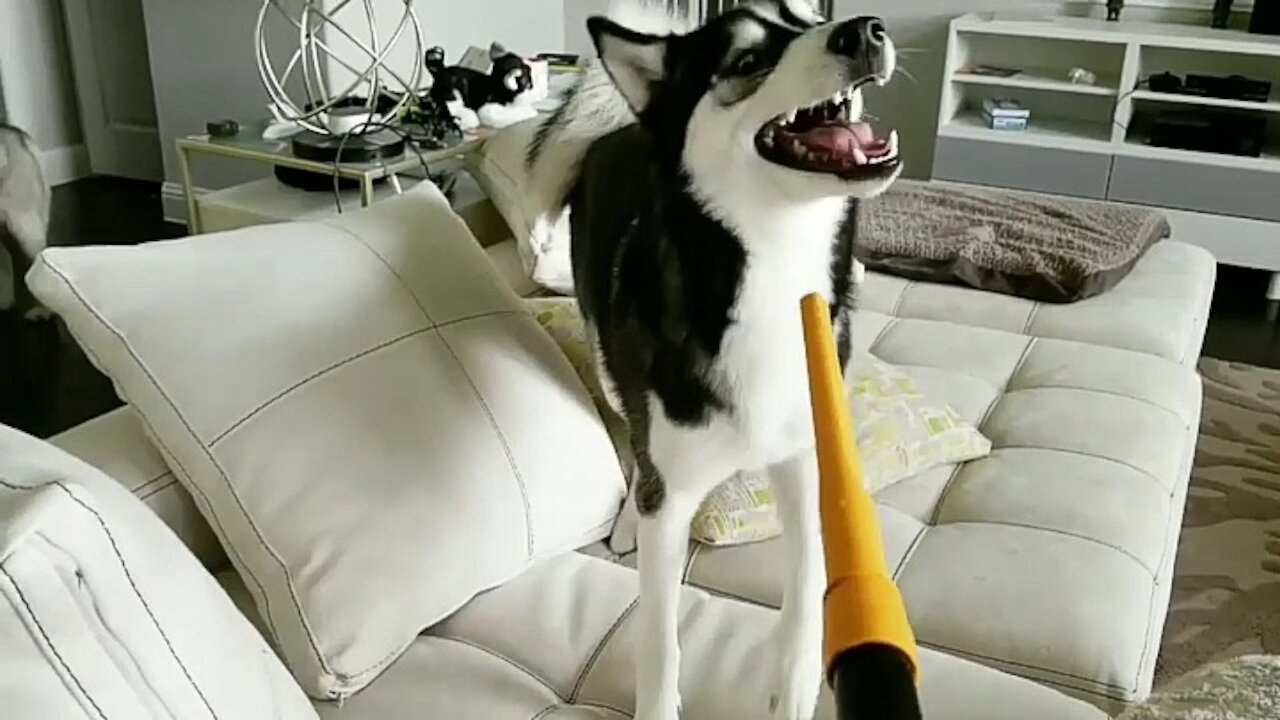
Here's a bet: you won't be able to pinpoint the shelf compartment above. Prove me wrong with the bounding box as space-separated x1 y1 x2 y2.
940 112 1115 153
1127 89 1280 114
953 68 1119 96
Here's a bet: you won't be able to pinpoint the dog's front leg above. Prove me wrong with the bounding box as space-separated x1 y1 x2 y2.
634 469 695 720
768 452 825 720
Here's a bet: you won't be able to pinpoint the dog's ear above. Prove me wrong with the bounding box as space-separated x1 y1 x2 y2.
489 42 509 61
588 16 669 113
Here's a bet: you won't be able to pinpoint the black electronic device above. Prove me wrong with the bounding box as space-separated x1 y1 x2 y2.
290 130 406 164
1251 0 1280 35
1147 72 1183 93
1184 73 1272 102
1148 109 1267 157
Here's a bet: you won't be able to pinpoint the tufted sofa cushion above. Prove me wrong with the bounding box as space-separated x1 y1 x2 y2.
212 552 1108 720
590 240 1214 714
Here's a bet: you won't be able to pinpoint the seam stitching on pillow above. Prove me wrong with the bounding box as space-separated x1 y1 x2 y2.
208 325 434 445
569 598 638 702
137 479 179 501
34 257 329 676
0 478 218 718
433 635 564 701
573 700 632 718
917 641 1134 699
932 519 1157 577
127 472 173 496
530 704 560 720
0 566 111 720
325 225 537 559
82 371 284 651
998 386 1187 423
37 262 285 645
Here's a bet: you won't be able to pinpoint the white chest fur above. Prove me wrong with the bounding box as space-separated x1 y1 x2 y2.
708 198 847 469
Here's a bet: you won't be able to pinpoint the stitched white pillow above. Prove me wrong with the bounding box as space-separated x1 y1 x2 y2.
466 118 576 294
27 184 627 700
0 424 317 720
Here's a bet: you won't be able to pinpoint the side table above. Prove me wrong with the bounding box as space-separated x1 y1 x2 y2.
176 121 488 233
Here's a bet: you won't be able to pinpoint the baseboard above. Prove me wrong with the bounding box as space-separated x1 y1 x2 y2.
40 144 90 186
162 180 207 226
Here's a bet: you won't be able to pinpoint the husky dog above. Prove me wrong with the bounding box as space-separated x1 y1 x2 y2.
527 2 903 719
0 123 52 319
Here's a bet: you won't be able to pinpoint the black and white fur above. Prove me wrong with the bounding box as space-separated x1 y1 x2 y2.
527 2 901 719
0 122 51 320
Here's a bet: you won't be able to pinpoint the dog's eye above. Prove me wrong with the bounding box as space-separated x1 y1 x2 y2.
731 51 761 75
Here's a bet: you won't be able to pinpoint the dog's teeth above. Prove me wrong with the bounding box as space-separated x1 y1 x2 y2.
888 129 899 155
785 109 796 124
852 148 868 165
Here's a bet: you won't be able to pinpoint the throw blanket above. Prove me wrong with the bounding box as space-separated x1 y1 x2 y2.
857 181 1171 303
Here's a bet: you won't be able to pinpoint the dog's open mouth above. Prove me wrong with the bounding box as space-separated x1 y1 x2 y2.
755 91 899 178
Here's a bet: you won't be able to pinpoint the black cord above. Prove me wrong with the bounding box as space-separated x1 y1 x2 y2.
330 120 436 215
1113 77 1152 135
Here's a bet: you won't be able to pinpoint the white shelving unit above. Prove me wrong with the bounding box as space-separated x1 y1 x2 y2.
933 13 1280 297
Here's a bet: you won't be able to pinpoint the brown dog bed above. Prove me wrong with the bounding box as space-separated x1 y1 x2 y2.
857 181 1171 303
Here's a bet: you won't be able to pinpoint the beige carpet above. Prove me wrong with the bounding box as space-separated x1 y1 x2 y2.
1154 358 1280 686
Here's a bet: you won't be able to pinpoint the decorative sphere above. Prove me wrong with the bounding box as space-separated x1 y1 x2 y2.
255 0 424 135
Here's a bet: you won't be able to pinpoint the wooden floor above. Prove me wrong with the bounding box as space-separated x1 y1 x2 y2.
2 176 1278 438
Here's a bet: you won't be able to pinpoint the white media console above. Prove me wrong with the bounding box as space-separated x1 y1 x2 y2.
932 12 1280 301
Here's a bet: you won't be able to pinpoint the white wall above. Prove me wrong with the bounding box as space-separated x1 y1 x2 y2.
324 0 566 97
0 0 89 185
565 0 608 56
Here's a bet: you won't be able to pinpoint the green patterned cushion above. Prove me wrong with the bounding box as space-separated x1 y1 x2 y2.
527 297 992 546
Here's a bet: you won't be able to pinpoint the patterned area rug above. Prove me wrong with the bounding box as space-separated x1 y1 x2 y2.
1154 359 1280 686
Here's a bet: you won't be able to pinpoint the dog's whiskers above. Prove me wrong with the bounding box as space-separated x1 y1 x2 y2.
894 64 920 86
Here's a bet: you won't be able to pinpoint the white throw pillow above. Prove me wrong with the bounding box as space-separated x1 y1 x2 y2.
465 118 576 294
27 183 626 700
0 424 317 720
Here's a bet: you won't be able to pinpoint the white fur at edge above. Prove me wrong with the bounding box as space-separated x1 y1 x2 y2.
526 1 691 216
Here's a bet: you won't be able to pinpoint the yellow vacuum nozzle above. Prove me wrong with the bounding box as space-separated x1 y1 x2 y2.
800 293 920 684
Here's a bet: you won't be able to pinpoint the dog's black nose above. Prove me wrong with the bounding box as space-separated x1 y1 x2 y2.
828 16 887 59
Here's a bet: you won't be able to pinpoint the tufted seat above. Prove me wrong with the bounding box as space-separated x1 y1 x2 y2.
588 240 1214 714
207 553 1106 720
45 225 1211 719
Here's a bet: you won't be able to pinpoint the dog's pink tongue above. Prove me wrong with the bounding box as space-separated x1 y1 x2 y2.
798 123 876 156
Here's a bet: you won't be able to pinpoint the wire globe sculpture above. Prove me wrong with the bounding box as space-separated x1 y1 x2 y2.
255 0 424 136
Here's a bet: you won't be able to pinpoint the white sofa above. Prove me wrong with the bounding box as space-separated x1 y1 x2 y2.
16 186 1214 719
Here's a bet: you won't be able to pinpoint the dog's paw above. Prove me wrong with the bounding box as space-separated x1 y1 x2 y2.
768 624 822 720
23 304 54 322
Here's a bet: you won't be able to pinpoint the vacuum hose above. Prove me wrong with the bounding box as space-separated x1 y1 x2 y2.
800 294 923 720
